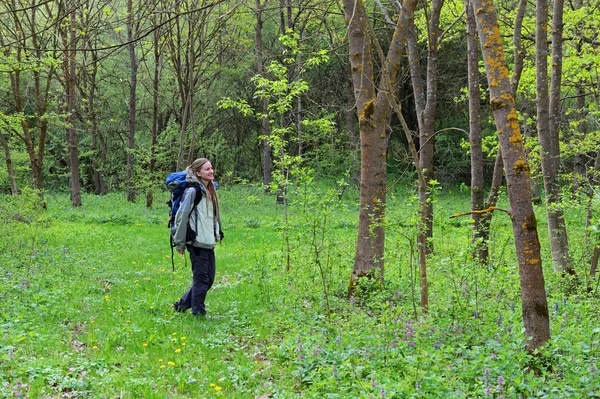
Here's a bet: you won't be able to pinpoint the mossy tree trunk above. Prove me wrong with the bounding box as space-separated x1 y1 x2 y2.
471 0 550 351
342 0 418 292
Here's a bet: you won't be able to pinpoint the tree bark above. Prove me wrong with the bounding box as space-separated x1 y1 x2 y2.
62 0 81 206
126 0 138 203
256 0 273 191
406 0 443 312
472 0 550 351
477 0 527 264
147 16 162 208
346 74 360 185
0 133 18 195
343 0 419 292
536 0 574 275
465 0 485 263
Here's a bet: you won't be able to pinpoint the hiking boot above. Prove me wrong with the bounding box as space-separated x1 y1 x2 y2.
173 301 183 313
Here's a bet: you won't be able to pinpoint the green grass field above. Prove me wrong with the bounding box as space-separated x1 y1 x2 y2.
1 184 599 398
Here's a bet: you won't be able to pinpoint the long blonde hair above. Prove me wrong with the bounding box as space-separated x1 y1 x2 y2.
187 158 220 219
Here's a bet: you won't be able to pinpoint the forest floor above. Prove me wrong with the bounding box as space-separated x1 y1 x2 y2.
1 184 599 398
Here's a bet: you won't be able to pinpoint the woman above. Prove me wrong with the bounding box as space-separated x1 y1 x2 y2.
172 158 222 316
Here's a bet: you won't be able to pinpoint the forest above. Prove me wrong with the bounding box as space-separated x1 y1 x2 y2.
1 0 600 397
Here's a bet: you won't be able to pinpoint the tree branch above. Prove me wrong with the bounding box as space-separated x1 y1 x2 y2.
449 206 512 219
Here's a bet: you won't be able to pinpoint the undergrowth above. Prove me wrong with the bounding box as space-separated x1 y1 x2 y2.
0 183 599 398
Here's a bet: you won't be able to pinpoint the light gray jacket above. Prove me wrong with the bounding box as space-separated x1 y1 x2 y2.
171 175 220 251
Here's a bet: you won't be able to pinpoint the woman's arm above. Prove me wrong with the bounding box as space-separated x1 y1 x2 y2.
172 188 197 251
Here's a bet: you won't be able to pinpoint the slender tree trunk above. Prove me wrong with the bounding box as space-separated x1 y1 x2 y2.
472 0 550 351
537 0 574 275
256 0 272 190
465 0 485 263
126 0 138 203
346 75 360 185
147 17 161 208
185 22 198 166
572 81 588 191
406 0 443 312
89 51 106 195
0 134 18 195
343 0 419 292
590 152 600 276
63 1 81 206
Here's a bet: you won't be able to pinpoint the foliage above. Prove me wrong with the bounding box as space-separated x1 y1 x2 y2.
1 186 599 397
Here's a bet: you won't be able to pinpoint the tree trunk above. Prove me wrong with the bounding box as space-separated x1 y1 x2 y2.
256 0 273 191
343 0 419 292
63 1 81 206
406 0 443 312
2 12 48 203
477 0 527 264
536 0 574 275
147 16 162 208
126 0 138 203
465 0 485 263
472 0 550 351
0 133 18 195
346 75 360 185
572 81 588 191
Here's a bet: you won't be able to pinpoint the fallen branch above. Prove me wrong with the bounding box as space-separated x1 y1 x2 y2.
449 206 511 219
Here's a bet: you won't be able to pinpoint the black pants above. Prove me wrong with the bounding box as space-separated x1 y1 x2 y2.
178 246 215 315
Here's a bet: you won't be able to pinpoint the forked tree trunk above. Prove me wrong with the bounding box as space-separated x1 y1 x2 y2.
536 0 574 275
472 0 550 351
343 0 418 292
2 4 51 206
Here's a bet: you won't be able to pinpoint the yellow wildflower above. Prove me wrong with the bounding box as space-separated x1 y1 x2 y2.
168 361 175 366
175 348 181 353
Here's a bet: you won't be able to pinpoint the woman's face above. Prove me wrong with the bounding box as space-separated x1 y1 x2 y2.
196 161 214 182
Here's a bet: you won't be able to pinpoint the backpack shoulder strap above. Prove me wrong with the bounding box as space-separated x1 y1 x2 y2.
186 184 203 213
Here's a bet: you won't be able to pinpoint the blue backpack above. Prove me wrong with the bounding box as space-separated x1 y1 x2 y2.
165 171 202 228
165 171 202 270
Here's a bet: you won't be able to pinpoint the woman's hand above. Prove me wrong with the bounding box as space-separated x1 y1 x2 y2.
177 249 185 255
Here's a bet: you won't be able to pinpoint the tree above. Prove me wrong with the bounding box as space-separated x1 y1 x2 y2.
0 127 17 195
470 0 528 265
406 1 444 311
0 0 59 205
60 0 82 206
465 0 485 263
536 0 574 275
255 0 273 190
125 0 140 203
471 0 550 350
342 0 419 291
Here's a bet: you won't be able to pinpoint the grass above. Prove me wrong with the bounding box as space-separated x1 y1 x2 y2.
1 182 599 398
